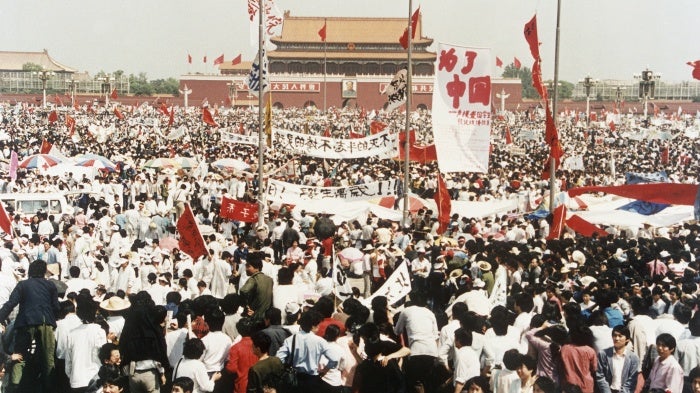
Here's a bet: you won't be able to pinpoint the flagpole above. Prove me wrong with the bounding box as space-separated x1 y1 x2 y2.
549 0 561 212
257 0 266 227
402 0 413 227
323 18 327 114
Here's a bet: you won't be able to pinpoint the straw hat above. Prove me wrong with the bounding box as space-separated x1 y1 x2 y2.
100 296 131 311
477 261 491 271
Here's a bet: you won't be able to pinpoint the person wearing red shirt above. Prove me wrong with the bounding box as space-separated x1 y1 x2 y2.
225 319 261 393
312 297 346 338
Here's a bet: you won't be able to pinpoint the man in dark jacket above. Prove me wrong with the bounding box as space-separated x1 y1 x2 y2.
0 259 60 392
239 252 273 321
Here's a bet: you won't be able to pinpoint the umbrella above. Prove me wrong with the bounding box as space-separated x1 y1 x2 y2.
143 157 181 169
158 236 179 251
173 156 197 169
212 158 250 171
18 154 63 170
74 154 118 172
373 194 432 213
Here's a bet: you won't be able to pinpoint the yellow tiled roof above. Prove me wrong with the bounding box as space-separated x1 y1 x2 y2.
268 51 436 61
0 50 76 72
271 14 432 45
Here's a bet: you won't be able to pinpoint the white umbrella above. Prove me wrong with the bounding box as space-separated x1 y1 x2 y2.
212 158 250 171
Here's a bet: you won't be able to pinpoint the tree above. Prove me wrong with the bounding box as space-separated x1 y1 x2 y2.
129 72 153 96
558 81 574 100
502 64 538 99
22 63 43 72
150 78 180 95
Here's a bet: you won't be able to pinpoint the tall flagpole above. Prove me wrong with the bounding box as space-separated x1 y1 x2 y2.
402 0 413 227
549 0 561 212
323 18 327 114
257 0 266 227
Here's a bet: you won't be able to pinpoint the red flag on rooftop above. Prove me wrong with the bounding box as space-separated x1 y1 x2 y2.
213 54 224 65
514 57 522 69
523 15 540 60
496 57 503 68
231 54 242 66
399 6 420 50
318 20 327 42
433 172 451 235
47 110 58 124
114 107 124 120
40 139 52 154
177 203 208 261
188 53 192 64
203 55 207 63
0 203 12 238
202 107 218 127
220 196 259 223
110 88 118 100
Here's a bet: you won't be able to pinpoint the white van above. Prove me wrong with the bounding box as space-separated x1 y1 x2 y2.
0 193 74 218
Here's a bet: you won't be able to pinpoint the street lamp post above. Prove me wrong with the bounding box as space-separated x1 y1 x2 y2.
227 82 237 107
634 68 661 120
33 69 55 108
67 78 78 108
615 85 626 112
580 75 596 125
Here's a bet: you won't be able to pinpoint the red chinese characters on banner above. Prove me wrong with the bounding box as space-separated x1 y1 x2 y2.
437 46 492 115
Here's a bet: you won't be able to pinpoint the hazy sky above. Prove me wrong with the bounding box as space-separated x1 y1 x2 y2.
2 0 699 83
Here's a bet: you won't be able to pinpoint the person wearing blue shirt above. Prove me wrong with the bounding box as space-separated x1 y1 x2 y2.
276 310 340 393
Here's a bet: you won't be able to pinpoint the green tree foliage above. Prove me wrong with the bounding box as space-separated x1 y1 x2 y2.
129 72 154 96
502 63 537 99
22 63 44 72
151 78 180 95
558 81 574 99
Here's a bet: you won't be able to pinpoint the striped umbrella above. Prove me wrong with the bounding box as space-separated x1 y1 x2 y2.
18 154 63 170
75 153 118 172
143 157 181 169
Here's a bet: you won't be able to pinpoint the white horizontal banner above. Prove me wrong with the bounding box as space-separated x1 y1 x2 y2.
272 128 398 159
265 178 400 204
220 129 259 145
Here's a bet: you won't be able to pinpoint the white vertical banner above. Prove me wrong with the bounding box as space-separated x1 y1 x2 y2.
432 44 492 173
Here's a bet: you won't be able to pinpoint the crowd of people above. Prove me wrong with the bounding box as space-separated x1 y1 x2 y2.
0 100 697 393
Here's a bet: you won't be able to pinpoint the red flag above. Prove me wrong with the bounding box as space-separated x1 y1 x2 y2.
687 60 700 81
110 88 118 100
590 112 597 122
396 143 437 163
168 106 174 128
608 120 616 132
398 129 416 145
661 146 669 165
40 139 52 154
53 94 64 106
220 196 259 223
213 54 224 65
523 15 540 59
47 110 58 124
433 173 452 234
505 126 513 145
568 183 699 206
238 123 245 134
399 6 420 50
188 53 192 64
370 120 388 135
544 104 560 153
318 21 327 42
514 57 522 69
231 54 242 66
531 60 547 100
203 55 207 63
202 107 218 127
177 203 208 261
323 128 331 138
496 57 503 68
547 204 567 240
65 114 76 136
159 103 170 116
565 214 608 238
349 130 364 139
114 107 124 120
0 203 12 237
73 101 80 111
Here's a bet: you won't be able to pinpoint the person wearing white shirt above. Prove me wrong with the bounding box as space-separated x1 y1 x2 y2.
438 302 468 367
200 310 233 374
453 328 480 393
394 292 439 392
55 301 82 386
64 296 107 390
173 338 221 393
166 312 195 369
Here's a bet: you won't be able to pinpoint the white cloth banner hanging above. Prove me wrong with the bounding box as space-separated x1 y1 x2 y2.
265 178 400 204
220 129 259 145
362 262 412 306
432 43 492 173
272 128 398 159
